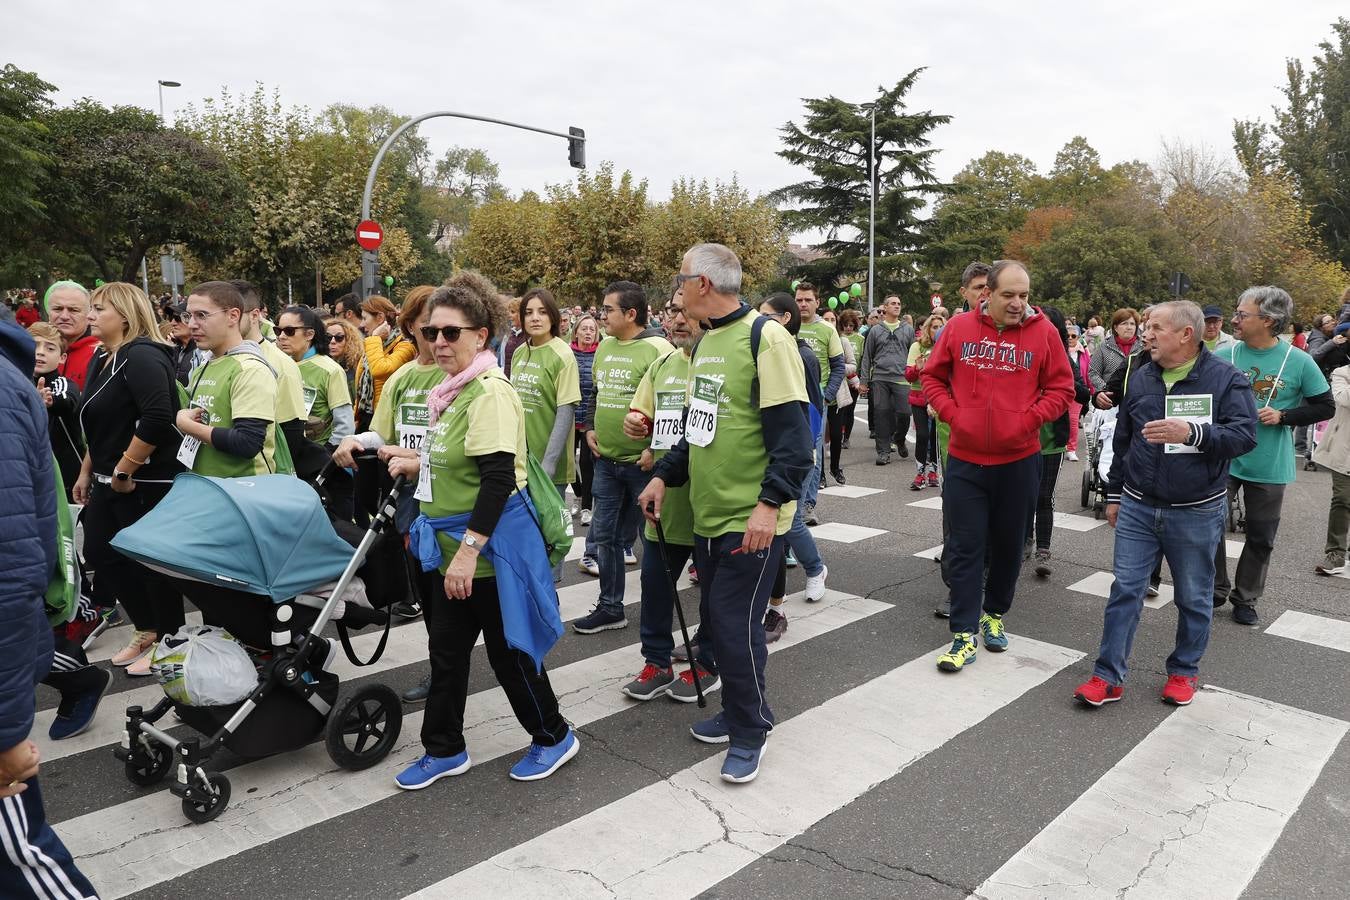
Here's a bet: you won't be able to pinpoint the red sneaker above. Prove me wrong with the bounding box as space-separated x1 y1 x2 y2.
1161 674 1198 706
927 469 940 488
1074 675 1123 707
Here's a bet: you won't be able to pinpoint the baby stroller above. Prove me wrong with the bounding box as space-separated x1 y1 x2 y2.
109 472 407 823
1080 408 1111 518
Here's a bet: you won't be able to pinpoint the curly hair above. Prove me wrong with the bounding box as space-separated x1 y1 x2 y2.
429 271 509 342
323 316 363 370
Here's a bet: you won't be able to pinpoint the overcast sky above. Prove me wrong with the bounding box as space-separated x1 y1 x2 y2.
8 1 1345 232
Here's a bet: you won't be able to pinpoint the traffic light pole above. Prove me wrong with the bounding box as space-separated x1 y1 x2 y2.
358 111 586 299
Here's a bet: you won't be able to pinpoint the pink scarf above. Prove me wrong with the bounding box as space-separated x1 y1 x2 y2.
427 350 498 424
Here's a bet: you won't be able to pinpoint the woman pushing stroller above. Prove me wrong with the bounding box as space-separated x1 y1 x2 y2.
369 272 578 790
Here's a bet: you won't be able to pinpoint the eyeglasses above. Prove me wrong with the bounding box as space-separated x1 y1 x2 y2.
1232 311 1265 321
674 274 704 288
180 310 222 324
277 326 311 337
601 305 621 317
327 332 346 342
420 324 472 343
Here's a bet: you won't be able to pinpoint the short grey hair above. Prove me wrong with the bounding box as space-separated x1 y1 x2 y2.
1152 300 1203 342
1238 285 1293 334
987 259 1029 291
684 243 742 295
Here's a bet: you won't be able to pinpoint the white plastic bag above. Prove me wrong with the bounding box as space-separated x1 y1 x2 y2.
151 624 257 707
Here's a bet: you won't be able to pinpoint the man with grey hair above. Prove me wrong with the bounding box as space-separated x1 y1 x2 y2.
1076 301 1257 708
1211 287 1333 625
45 281 100 391
638 242 813 783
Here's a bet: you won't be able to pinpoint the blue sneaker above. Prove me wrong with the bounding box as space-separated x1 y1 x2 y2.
509 730 580 781
394 751 472 790
572 606 627 634
720 744 765 783
691 712 773 745
48 667 111 741
980 613 1008 652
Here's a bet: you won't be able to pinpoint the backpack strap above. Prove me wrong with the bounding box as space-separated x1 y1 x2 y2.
749 313 768 407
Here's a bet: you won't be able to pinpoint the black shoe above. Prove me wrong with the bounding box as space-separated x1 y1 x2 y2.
1033 549 1052 578
402 674 432 703
875 454 891 466
391 599 422 620
898 445 909 459
831 468 846 485
1231 604 1259 626
1212 594 1228 609
934 597 951 618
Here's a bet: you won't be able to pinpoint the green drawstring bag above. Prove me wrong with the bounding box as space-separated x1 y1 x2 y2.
520 452 574 568
46 458 78 626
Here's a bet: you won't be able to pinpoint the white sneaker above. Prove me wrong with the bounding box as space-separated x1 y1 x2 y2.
580 509 592 526
1067 450 1079 461
805 565 828 603
624 548 638 566
578 555 600 577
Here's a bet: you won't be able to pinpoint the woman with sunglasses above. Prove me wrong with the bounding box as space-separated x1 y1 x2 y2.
276 306 354 451
324 317 362 397
379 271 577 790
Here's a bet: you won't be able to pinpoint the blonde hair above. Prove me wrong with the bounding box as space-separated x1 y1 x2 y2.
323 316 363 370
91 282 168 345
27 322 66 353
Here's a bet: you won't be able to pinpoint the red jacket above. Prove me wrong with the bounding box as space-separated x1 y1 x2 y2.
59 332 101 391
921 305 1074 465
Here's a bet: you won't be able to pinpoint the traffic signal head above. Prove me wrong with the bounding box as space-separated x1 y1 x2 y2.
568 127 586 170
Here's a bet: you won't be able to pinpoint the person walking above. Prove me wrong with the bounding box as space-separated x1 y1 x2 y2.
838 309 864 449
1312 362 1350 575
860 295 915 466
1213 287 1333 625
794 283 845 522
1075 301 1257 708
904 312 945 490
1065 324 1091 460
570 315 600 531
640 243 813 783
921 260 1074 672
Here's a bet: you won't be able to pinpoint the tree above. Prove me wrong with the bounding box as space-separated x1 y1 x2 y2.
420 147 507 247
924 151 1040 289
459 192 550 296
1041 136 1112 205
542 162 650 304
0 65 54 223
35 100 244 282
773 71 950 303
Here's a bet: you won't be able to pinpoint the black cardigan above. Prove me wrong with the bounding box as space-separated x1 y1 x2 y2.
79 338 184 480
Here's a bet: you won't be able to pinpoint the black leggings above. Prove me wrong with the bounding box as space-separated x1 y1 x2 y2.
1028 452 1064 551
843 387 859 442
82 482 185 637
911 404 938 466
827 404 849 471
573 433 595 510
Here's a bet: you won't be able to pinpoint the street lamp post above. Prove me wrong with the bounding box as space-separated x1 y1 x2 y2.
862 102 877 312
157 79 181 123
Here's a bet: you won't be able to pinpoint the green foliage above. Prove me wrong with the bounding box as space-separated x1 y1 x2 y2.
773 70 950 303
543 163 651 303
925 151 1039 291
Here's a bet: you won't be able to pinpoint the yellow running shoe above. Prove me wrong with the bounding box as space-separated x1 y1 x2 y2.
937 632 977 672
980 613 1008 652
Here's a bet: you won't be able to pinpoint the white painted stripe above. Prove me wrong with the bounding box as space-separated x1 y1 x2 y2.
1067 571 1172 610
975 687 1348 899
1051 511 1106 532
914 544 943 561
1225 539 1243 559
59 590 887 899
408 635 1083 899
908 495 944 510
817 485 886 499
86 612 204 663
808 522 888 543
1265 610 1350 654
357 229 381 240
37 571 655 763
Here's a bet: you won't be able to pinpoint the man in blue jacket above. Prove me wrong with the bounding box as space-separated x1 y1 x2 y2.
1075 301 1257 710
0 313 98 898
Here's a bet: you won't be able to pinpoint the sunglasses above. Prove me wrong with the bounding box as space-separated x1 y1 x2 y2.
277 326 312 337
327 332 345 342
420 324 474 343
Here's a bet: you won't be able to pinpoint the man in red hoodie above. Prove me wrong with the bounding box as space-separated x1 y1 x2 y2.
921 260 1074 672
45 281 100 390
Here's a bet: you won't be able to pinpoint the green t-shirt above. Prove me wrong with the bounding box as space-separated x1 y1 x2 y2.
686 313 808 538
511 336 582 484
592 333 674 462
844 331 864 366
631 348 694 545
186 352 279 477
1220 342 1329 484
798 318 844 391
1161 356 1198 392
422 371 530 578
371 360 445 452
298 354 353 445
259 339 306 425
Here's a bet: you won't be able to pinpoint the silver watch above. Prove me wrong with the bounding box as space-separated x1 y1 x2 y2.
463 533 485 550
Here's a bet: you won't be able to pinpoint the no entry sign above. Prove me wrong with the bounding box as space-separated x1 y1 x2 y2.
355 220 384 251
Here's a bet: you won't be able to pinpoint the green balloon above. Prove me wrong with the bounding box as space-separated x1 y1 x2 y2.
827 297 838 309
94 279 105 287
384 275 394 287
850 283 862 297
839 292 850 305
791 279 801 291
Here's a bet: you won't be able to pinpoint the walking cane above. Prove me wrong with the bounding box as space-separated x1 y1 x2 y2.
649 503 705 708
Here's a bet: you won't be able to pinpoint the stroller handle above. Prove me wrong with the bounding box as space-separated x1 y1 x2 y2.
315 450 381 488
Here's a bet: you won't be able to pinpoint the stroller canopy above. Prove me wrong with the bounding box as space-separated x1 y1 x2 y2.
111 474 358 603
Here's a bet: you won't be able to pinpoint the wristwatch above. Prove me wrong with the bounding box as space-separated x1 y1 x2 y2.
463 533 486 551
757 496 781 509
113 469 132 483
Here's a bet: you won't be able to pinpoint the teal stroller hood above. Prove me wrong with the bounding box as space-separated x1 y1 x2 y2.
111 473 358 603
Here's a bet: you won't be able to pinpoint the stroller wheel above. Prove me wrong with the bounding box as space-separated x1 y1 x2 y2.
125 741 173 787
182 773 230 824
326 684 403 771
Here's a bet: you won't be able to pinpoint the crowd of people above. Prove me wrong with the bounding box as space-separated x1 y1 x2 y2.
3 253 1349 894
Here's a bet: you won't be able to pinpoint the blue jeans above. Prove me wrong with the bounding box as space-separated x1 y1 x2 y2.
784 502 825 577
591 458 652 615
802 431 824 509
639 535 693 668
1094 494 1226 685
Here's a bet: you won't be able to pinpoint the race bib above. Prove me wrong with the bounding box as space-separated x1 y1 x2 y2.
177 436 201 469
302 386 317 415
398 404 430 452
686 375 722 448
651 390 685 451
414 451 433 502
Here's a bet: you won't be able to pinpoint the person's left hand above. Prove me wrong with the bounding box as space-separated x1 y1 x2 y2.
110 475 136 495
443 547 476 600
741 502 777 554
638 449 654 472
1141 418 1191 444
1257 406 1283 427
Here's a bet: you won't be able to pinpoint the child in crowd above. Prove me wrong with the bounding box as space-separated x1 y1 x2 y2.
28 322 85 501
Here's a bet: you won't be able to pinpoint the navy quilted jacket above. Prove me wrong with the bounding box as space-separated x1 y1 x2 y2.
0 316 56 751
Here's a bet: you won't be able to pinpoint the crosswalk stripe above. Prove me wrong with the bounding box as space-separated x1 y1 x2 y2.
817 485 886 499
404 634 1083 899
1265 610 1350 654
59 590 888 899
974 687 1348 899
914 544 943 560
904 496 1106 533
37 571 654 763
808 522 888 543
1067 571 1172 610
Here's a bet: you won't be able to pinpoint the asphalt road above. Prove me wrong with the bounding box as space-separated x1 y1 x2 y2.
40 411 1350 899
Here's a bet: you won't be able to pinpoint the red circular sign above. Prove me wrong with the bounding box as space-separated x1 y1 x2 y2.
930 294 942 309
355 219 384 251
